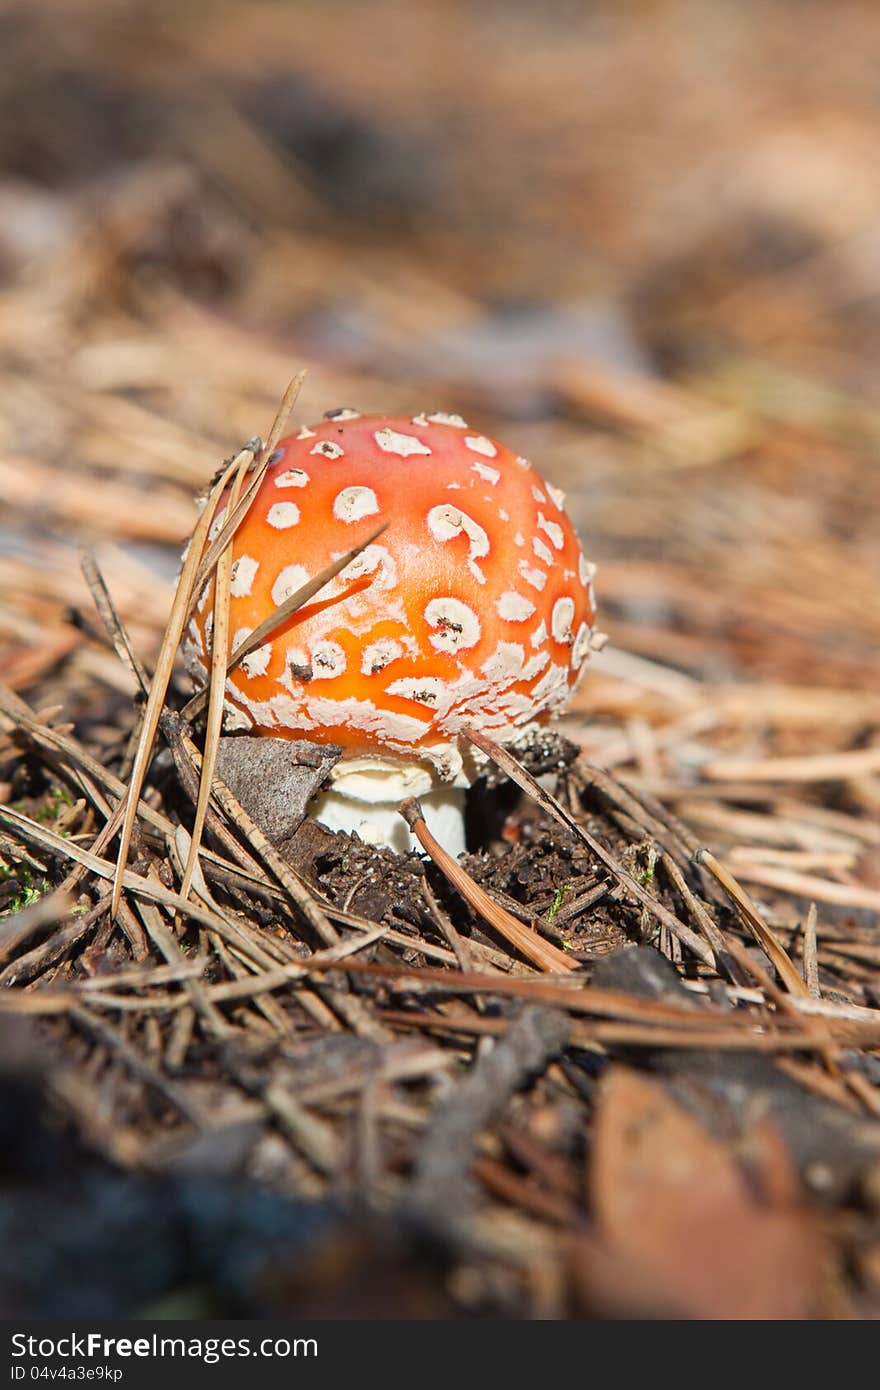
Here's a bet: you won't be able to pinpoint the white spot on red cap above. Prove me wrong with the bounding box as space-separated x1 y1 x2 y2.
271 563 310 606
579 554 598 586
374 427 431 457
425 412 468 428
471 461 500 484
532 662 569 708
531 485 547 504
518 561 547 591
296 425 316 439
324 407 360 420
465 435 497 458
572 622 592 668
279 648 312 690
311 440 345 460
516 456 531 469
538 513 565 550
532 536 554 566
229 555 259 598
551 596 575 644
241 643 272 678
547 483 566 510
222 703 252 731
274 468 309 488
310 641 347 678
267 689 308 725
523 649 550 680
386 677 451 708
333 485 380 523
305 694 429 744
424 597 481 652
267 502 300 530
530 619 548 649
481 641 525 682
496 591 535 622
361 638 404 675
427 504 489 583
230 627 272 679
338 543 397 589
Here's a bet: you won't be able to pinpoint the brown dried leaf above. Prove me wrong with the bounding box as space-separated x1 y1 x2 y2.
584 1066 829 1319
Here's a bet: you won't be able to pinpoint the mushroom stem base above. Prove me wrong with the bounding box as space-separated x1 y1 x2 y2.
310 782 466 857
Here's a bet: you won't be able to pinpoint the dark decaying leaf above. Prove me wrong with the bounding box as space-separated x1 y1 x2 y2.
580 1066 832 1319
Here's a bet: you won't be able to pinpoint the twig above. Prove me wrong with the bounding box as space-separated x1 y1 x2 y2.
180 519 389 722
79 549 150 697
400 798 576 974
410 1005 570 1217
694 849 808 997
802 903 821 999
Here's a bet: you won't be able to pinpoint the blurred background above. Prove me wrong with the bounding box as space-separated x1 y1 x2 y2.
3 0 880 1322
1 0 879 810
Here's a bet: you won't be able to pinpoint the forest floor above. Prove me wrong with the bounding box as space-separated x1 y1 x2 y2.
1 0 880 1317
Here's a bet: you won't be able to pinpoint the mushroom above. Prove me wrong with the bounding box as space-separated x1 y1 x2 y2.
184 411 600 855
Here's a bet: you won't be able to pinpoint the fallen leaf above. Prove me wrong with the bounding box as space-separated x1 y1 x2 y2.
579 1066 829 1319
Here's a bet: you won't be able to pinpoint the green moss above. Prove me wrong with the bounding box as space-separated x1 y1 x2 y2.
0 861 48 916
33 785 76 824
547 883 570 922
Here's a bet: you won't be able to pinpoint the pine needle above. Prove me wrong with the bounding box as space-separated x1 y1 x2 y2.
110 440 259 918
694 848 810 997
180 518 388 723
178 458 249 903
399 797 577 973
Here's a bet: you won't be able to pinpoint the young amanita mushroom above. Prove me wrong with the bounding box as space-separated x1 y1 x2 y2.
184 411 600 855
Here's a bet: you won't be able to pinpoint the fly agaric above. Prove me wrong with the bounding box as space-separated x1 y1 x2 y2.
184 411 600 855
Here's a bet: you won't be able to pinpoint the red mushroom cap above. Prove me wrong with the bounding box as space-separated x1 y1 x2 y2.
185 413 598 764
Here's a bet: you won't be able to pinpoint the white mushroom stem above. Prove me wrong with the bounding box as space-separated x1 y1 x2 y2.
309 755 467 857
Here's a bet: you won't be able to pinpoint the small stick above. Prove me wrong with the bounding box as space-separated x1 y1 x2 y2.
420 874 476 976
180 453 250 903
177 730 338 947
263 369 308 461
79 549 150 697
410 1005 571 1218
802 902 821 999
186 447 273 605
185 370 306 608
400 798 576 974
69 1005 205 1127
0 888 74 963
180 520 389 723
694 848 808 997
659 851 749 987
